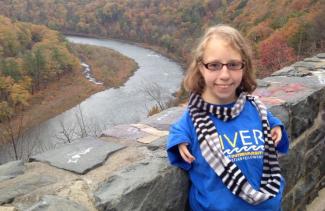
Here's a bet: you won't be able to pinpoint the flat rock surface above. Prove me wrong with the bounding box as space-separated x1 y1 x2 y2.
30 137 125 174
141 106 185 130
0 174 56 205
0 160 25 182
26 195 89 211
254 76 323 106
101 124 150 140
94 155 188 211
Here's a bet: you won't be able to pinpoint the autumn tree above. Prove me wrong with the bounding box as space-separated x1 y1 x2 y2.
1 58 21 81
258 34 296 75
0 15 79 129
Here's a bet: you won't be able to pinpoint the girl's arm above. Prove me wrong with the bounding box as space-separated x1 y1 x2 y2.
271 126 282 146
267 111 289 154
178 143 195 164
167 110 193 170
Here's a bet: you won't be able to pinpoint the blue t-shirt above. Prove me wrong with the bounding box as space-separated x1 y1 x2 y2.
167 101 289 211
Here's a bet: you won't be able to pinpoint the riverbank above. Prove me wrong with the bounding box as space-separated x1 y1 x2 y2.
0 44 138 145
64 31 186 69
70 44 138 87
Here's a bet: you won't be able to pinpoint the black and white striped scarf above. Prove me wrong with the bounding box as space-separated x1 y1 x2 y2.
188 92 281 205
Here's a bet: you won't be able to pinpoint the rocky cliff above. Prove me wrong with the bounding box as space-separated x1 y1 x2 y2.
0 54 324 211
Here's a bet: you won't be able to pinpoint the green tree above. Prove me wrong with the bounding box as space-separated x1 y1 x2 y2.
1 58 21 81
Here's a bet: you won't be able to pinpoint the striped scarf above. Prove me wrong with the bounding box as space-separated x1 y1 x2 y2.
188 92 281 205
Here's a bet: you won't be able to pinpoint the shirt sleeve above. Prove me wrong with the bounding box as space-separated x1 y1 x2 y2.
167 110 193 171
267 111 289 154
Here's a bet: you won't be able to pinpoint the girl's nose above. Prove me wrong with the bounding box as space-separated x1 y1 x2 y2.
219 66 230 79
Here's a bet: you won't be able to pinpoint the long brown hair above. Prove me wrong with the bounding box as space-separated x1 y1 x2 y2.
183 24 257 95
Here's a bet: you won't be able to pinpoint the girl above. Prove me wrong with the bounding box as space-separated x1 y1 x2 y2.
167 25 289 211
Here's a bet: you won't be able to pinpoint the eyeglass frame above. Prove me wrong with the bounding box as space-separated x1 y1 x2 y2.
200 60 245 71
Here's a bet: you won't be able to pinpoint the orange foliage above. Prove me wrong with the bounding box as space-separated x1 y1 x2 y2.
258 34 296 73
289 0 311 11
0 0 323 75
247 21 273 42
274 18 301 41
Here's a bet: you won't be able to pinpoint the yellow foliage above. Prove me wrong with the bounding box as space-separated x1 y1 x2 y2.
0 101 13 121
0 76 14 91
18 76 32 90
0 14 80 119
9 84 30 107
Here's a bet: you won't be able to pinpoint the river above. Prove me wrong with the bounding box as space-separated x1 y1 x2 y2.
0 36 183 163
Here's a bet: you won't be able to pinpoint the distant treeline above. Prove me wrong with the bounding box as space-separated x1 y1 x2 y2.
0 0 324 76
0 15 79 122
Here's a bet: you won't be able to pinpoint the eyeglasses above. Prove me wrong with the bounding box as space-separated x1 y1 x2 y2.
201 61 245 71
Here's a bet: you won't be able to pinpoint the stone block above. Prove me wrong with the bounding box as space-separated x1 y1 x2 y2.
304 169 321 201
320 143 325 177
292 179 308 211
101 123 168 144
271 64 314 77
293 61 316 70
305 142 324 174
288 171 322 211
0 175 56 205
306 128 325 150
25 195 89 211
94 157 188 211
289 89 323 140
101 124 150 140
132 123 168 144
255 77 323 113
271 66 295 76
146 136 167 151
282 190 294 211
257 79 271 87
0 160 25 182
279 140 306 191
304 57 322 62
30 137 125 174
269 104 290 134
312 70 325 85
141 107 185 131
316 53 325 59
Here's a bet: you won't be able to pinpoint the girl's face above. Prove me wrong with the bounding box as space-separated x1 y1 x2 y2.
199 37 244 104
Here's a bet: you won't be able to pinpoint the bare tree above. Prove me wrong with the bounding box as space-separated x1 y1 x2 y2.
0 114 48 162
0 113 25 160
55 104 105 144
75 105 88 138
54 119 77 144
140 81 172 110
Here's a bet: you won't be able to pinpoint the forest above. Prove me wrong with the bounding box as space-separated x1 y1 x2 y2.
0 0 323 77
0 15 79 124
0 0 324 129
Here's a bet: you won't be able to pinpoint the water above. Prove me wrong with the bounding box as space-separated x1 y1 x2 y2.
0 36 183 163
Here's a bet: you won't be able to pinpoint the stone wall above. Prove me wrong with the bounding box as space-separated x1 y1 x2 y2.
0 54 324 211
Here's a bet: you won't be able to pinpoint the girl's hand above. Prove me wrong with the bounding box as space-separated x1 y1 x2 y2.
178 143 195 164
271 126 282 146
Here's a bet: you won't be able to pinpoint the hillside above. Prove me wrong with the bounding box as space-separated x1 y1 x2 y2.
0 15 79 123
0 0 323 76
0 15 138 146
